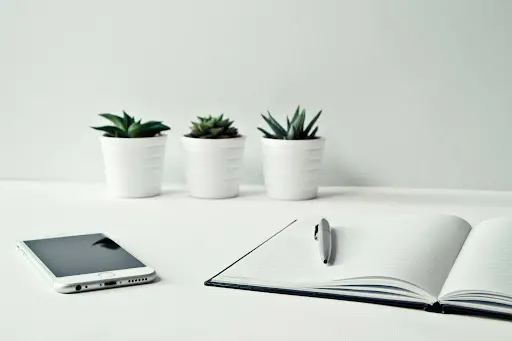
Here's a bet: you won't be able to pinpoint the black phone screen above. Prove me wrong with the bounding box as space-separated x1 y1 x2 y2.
24 234 145 277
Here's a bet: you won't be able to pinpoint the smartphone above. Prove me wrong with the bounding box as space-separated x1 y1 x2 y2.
17 233 156 293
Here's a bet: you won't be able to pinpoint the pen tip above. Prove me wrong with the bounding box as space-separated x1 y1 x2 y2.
323 259 328 264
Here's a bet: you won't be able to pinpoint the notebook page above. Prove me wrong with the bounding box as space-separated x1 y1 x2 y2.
216 214 471 297
440 217 512 299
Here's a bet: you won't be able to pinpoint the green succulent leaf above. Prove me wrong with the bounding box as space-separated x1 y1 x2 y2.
287 126 295 140
261 114 285 138
303 110 322 136
219 119 232 128
186 114 240 139
99 113 126 130
267 111 287 136
210 127 223 136
92 111 170 138
137 121 170 137
297 110 306 137
127 122 142 137
257 127 274 138
291 105 300 124
226 127 238 136
258 105 322 140
309 126 319 139
91 125 129 138
291 111 303 138
291 125 299 140
122 111 133 129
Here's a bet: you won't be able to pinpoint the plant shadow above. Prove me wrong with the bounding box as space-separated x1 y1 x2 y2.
159 189 184 197
315 192 344 200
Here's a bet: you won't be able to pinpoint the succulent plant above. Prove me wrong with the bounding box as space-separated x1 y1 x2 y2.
91 111 170 138
258 105 322 140
186 114 240 139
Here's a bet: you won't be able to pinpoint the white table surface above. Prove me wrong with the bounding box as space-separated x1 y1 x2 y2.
2 181 512 340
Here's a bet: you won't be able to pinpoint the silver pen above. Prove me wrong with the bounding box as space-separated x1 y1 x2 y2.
314 218 332 264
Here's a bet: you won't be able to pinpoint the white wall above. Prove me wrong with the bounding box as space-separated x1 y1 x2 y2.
1 0 511 190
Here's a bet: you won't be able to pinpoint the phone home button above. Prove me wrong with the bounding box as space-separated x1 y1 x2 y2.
98 272 115 278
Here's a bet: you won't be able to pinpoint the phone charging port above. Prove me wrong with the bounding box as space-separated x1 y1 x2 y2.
104 281 117 286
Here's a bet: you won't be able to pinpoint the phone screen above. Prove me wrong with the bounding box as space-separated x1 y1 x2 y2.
24 233 146 277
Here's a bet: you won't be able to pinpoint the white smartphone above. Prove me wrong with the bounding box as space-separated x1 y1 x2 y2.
17 233 157 293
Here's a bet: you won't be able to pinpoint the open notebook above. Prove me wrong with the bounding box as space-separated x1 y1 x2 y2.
205 215 512 319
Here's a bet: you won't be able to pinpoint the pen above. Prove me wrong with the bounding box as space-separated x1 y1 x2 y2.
314 218 332 264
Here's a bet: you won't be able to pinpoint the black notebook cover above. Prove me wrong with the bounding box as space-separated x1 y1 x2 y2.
204 219 511 321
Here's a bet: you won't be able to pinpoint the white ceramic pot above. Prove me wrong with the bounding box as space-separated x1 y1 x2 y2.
100 135 167 198
261 137 325 200
182 136 245 199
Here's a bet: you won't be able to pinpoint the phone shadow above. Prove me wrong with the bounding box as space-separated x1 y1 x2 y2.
327 227 346 266
152 275 163 284
327 229 338 265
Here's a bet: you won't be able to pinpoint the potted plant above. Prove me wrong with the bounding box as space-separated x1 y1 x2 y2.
182 114 245 199
91 111 170 198
258 105 324 200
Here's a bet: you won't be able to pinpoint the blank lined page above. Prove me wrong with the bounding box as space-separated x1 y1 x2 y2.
216 214 471 297
440 217 512 298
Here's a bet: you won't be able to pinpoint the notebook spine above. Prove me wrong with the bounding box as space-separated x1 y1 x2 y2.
424 301 443 313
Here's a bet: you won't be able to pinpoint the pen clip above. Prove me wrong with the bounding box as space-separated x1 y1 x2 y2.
314 224 319 240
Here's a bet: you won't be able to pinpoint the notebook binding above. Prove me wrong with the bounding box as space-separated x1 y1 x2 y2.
424 301 444 313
